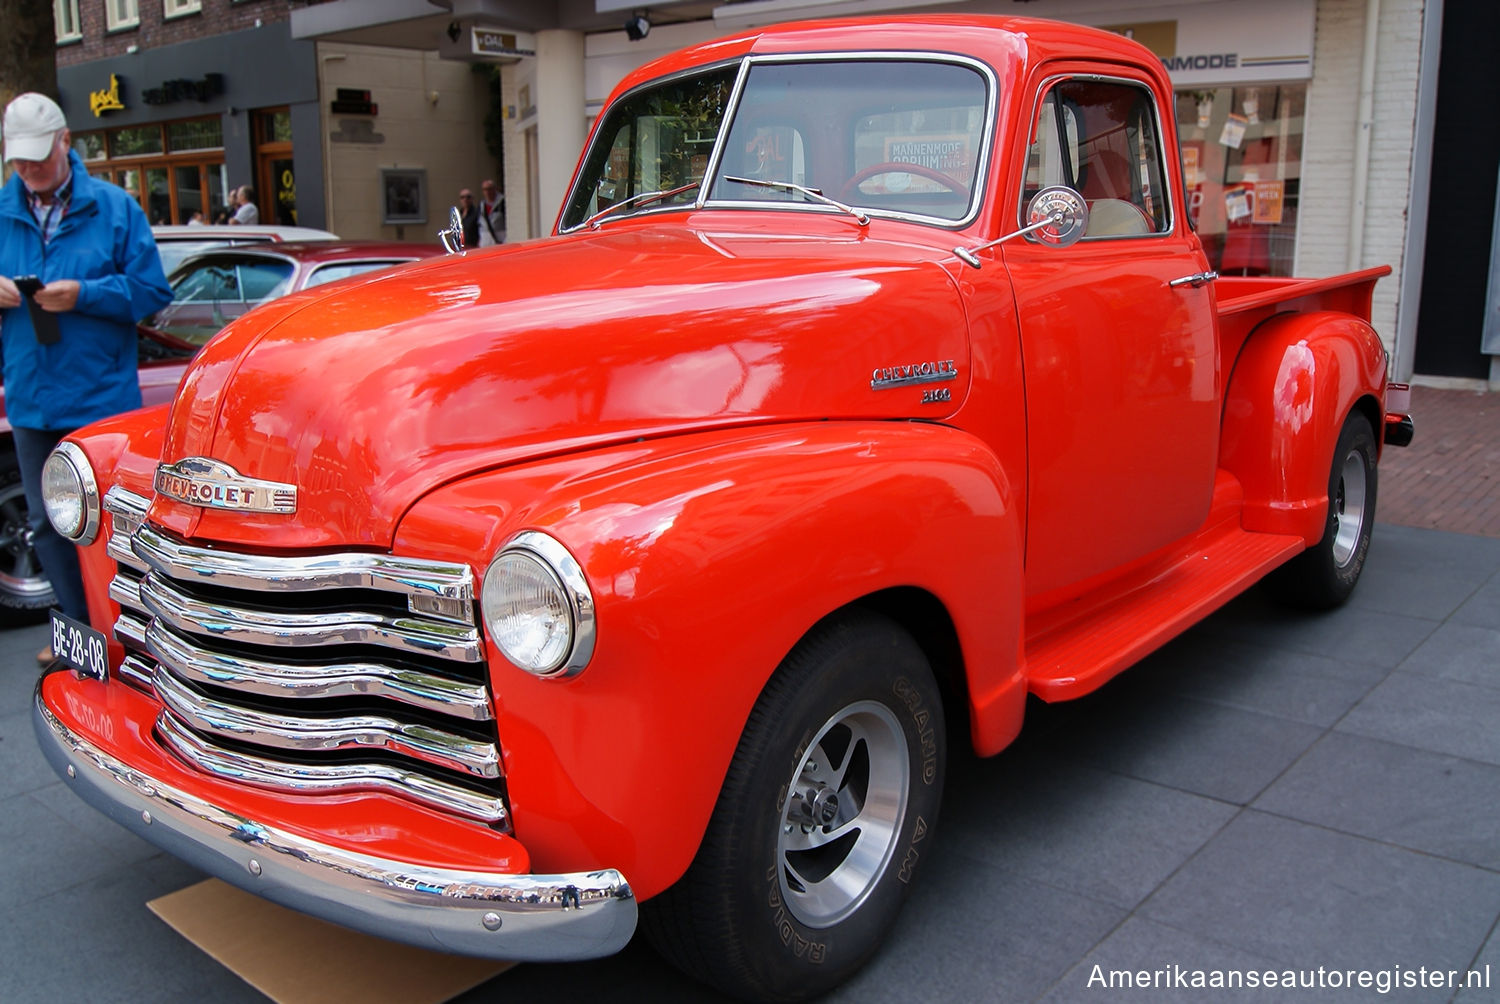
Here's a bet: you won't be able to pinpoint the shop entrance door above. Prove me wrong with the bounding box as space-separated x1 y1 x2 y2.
1413 2 1500 379
253 108 298 225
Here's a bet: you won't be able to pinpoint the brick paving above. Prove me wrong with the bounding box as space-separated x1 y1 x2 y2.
1378 384 1500 538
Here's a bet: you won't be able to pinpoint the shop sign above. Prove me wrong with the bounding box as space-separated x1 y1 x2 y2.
142 73 225 106
89 74 126 117
1080 0 1315 86
472 27 535 60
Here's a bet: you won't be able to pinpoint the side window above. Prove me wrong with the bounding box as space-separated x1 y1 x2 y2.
305 262 403 289
1024 78 1170 238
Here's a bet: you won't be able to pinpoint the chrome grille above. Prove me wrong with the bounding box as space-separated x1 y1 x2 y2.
102 488 507 827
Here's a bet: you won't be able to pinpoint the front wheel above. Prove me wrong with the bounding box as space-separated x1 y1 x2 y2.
0 453 56 625
1268 411 1378 608
642 611 946 1002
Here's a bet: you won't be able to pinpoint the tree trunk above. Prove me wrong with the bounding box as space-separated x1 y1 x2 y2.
0 0 59 115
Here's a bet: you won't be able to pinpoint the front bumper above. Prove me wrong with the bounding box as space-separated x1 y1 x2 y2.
33 675 636 962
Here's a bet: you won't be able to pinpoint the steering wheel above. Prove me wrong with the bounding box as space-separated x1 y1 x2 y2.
839 162 970 203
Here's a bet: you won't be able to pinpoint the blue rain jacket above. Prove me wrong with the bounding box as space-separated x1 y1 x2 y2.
0 150 172 430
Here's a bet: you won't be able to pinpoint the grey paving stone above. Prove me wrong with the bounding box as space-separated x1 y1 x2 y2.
1215 590 1438 671
0 707 59 799
0 790 153 912
1398 622 1500 690
0 862 265 1003
940 749 1237 909
1128 629 1387 727
1456 577 1500 631
825 843 1127 1003
1339 672 1500 766
1038 916 1348 1003
1044 691 1325 805
1140 811 1500 973
1351 525 1500 621
1255 731 1500 871
1455 927 1500 1003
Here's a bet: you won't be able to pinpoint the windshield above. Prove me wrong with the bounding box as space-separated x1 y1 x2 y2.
560 67 737 230
560 57 990 231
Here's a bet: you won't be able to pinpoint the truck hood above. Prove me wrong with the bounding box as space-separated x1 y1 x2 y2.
151 221 970 548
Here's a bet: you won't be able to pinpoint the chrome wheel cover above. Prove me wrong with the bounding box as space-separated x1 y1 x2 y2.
1331 448 1369 568
0 478 52 601
776 700 909 928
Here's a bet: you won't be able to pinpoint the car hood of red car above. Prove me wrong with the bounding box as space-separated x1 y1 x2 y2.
149 217 971 548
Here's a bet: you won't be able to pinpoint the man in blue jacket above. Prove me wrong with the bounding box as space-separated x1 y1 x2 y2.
0 93 172 661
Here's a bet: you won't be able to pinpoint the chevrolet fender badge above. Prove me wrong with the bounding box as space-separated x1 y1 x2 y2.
870 359 957 390
154 457 297 514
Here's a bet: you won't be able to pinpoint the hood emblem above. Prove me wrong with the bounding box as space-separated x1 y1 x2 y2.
870 359 957 390
154 457 297 514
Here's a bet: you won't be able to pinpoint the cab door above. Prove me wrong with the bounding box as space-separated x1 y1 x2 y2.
1002 72 1220 599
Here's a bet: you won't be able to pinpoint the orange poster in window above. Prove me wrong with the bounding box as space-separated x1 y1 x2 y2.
1252 180 1284 224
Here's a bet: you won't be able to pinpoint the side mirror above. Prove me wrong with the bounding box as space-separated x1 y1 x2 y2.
954 186 1089 268
438 205 465 253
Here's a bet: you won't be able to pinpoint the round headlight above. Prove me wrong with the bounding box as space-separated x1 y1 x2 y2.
481 531 595 678
41 442 101 545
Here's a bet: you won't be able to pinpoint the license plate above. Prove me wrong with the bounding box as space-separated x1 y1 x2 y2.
50 610 109 682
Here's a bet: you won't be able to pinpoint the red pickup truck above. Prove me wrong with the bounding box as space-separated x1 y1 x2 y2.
33 17 1412 1002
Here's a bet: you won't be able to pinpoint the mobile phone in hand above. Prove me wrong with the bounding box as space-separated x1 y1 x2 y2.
13 275 43 297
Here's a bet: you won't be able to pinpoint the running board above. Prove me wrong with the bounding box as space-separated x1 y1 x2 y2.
1024 523 1304 703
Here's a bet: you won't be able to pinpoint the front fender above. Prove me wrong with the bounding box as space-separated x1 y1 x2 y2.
394 421 1024 899
1219 311 1386 543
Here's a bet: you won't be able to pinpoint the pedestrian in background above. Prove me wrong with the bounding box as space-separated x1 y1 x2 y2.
478 179 505 246
458 187 479 247
0 93 172 660
229 185 259 225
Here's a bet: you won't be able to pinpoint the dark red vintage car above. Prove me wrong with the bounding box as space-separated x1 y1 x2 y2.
0 240 442 621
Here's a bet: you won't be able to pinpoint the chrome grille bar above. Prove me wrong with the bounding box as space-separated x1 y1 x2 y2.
132 523 473 612
153 666 500 779
139 571 482 663
97 488 505 827
156 713 507 825
146 620 492 721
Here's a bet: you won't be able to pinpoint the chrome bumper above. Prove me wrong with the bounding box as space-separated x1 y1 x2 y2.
33 682 637 962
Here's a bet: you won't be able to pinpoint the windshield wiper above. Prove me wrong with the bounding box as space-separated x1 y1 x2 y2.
720 176 870 226
584 181 701 230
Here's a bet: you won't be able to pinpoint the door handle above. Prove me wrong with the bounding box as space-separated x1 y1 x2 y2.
1169 270 1219 288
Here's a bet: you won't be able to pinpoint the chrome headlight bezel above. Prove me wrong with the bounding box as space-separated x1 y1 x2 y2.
41 441 101 545
481 530 596 678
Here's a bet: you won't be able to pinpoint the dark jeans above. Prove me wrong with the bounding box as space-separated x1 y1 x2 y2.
13 426 88 621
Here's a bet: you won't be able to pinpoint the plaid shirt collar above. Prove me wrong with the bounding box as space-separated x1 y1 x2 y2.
28 170 74 242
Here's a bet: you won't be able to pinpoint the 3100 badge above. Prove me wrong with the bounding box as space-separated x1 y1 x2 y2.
49 610 108 681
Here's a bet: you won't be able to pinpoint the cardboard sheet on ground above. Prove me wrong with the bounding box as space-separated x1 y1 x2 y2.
148 879 511 1003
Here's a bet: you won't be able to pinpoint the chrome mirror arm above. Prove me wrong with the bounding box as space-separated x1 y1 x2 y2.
954 186 1090 270
953 216 1059 268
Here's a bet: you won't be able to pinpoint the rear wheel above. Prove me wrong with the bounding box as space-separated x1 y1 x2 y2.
0 453 55 625
1269 411 1378 608
642 610 945 1002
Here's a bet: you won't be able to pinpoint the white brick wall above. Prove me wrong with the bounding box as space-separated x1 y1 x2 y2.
1299 0 1427 357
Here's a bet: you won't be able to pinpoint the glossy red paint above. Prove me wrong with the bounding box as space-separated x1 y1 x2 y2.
39 670 529 871
152 219 970 549
37 15 1402 978
394 421 1025 894
1220 309 1390 542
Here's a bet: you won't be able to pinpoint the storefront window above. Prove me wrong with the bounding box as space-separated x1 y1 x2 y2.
110 124 164 157
1175 84 1305 276
72 132 106 161
76 117 225 225
168 118 222 152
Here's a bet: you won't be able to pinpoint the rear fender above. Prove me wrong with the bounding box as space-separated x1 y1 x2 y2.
1219 311 1386 543
395 421 1025 899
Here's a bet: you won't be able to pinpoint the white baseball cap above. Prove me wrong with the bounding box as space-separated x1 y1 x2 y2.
3 92 67 163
